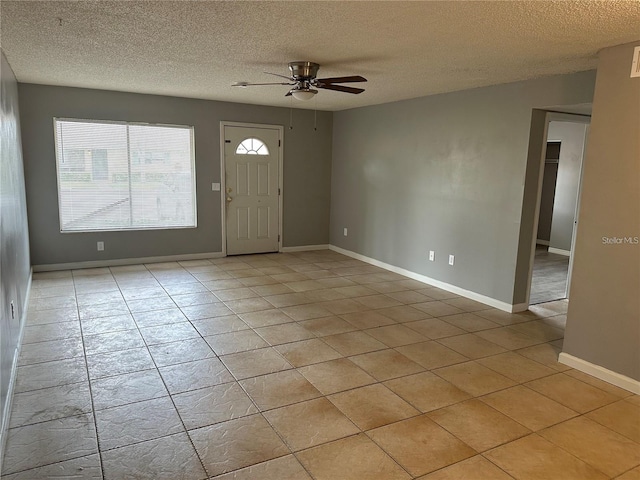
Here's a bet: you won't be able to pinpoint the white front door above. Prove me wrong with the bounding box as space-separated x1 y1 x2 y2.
223 125 281 255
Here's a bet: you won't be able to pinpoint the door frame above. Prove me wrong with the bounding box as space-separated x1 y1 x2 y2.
565 124 589 296
219 121 284 256
524 112 590 305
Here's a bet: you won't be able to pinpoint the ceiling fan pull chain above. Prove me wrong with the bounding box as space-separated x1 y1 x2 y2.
289 96 294 130
314 97 318 131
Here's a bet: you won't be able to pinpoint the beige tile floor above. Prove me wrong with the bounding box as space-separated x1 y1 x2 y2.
2 250 639 479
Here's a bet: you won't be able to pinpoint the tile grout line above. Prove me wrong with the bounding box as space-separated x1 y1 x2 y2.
119 262 211 479
155 257 397 478
167 258 311 478
73 268 107 480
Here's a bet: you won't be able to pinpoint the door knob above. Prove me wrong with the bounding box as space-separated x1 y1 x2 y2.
226 196 233 202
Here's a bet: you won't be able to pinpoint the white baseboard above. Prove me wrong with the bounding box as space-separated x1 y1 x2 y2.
558 352 640 394
281 244 330 253
1 269 31 473
548 247 571 256
33 246 336 271
510 302 530 313
33 251 226 272
329 245 519 313
536 239 550 246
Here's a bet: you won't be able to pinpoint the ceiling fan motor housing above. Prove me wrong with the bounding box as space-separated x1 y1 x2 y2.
289 61 320 80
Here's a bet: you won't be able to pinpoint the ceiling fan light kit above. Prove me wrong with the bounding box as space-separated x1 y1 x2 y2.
233 61 367 100
291 89 317 101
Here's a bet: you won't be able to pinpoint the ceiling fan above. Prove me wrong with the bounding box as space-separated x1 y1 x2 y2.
232 61 367 101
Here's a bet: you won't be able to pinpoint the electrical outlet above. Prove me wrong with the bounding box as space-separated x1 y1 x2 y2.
97 241 104 251
449 255 455 266
343 228 348 236
429 251 435 261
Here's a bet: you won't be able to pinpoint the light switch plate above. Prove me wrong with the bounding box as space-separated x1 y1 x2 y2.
448 255 455 266
212 183 221 191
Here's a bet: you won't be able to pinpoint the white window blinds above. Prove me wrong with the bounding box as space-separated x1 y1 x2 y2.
54 119 196 232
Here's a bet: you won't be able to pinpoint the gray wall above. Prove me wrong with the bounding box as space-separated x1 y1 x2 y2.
0 51 30 460
331 71 596 305
18 84 332 266
564 42 640 381
547 121 588 252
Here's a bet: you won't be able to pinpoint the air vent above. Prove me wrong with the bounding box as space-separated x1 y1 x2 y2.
631 46 640 78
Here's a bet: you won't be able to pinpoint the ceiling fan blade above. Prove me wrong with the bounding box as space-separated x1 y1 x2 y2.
285 91 292 97
316 75 367 84
317 84 365 94
233 82 293 87
265 71 294 81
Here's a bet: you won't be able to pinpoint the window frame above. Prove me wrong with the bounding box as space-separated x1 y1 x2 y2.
53 117 198 233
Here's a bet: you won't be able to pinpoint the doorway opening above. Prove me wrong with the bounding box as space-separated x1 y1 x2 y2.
530 140 569 304
527 113 590 306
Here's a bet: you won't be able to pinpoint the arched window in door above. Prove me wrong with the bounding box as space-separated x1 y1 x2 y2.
236 137 269 155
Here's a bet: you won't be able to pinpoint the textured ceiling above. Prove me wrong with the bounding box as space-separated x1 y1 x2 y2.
1 1 639 111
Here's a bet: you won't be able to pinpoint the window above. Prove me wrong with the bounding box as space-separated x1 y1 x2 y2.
236 137 269 155
54 119 196 232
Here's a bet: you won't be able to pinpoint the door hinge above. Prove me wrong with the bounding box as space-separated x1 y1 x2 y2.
278 140 281 147
278 188 281 195
278 234 280 242
225 140 231 143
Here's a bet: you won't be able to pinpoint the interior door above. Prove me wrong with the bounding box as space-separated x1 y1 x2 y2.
224 125 280 255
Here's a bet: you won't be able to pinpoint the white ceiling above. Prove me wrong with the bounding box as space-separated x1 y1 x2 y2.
1 1 639 111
